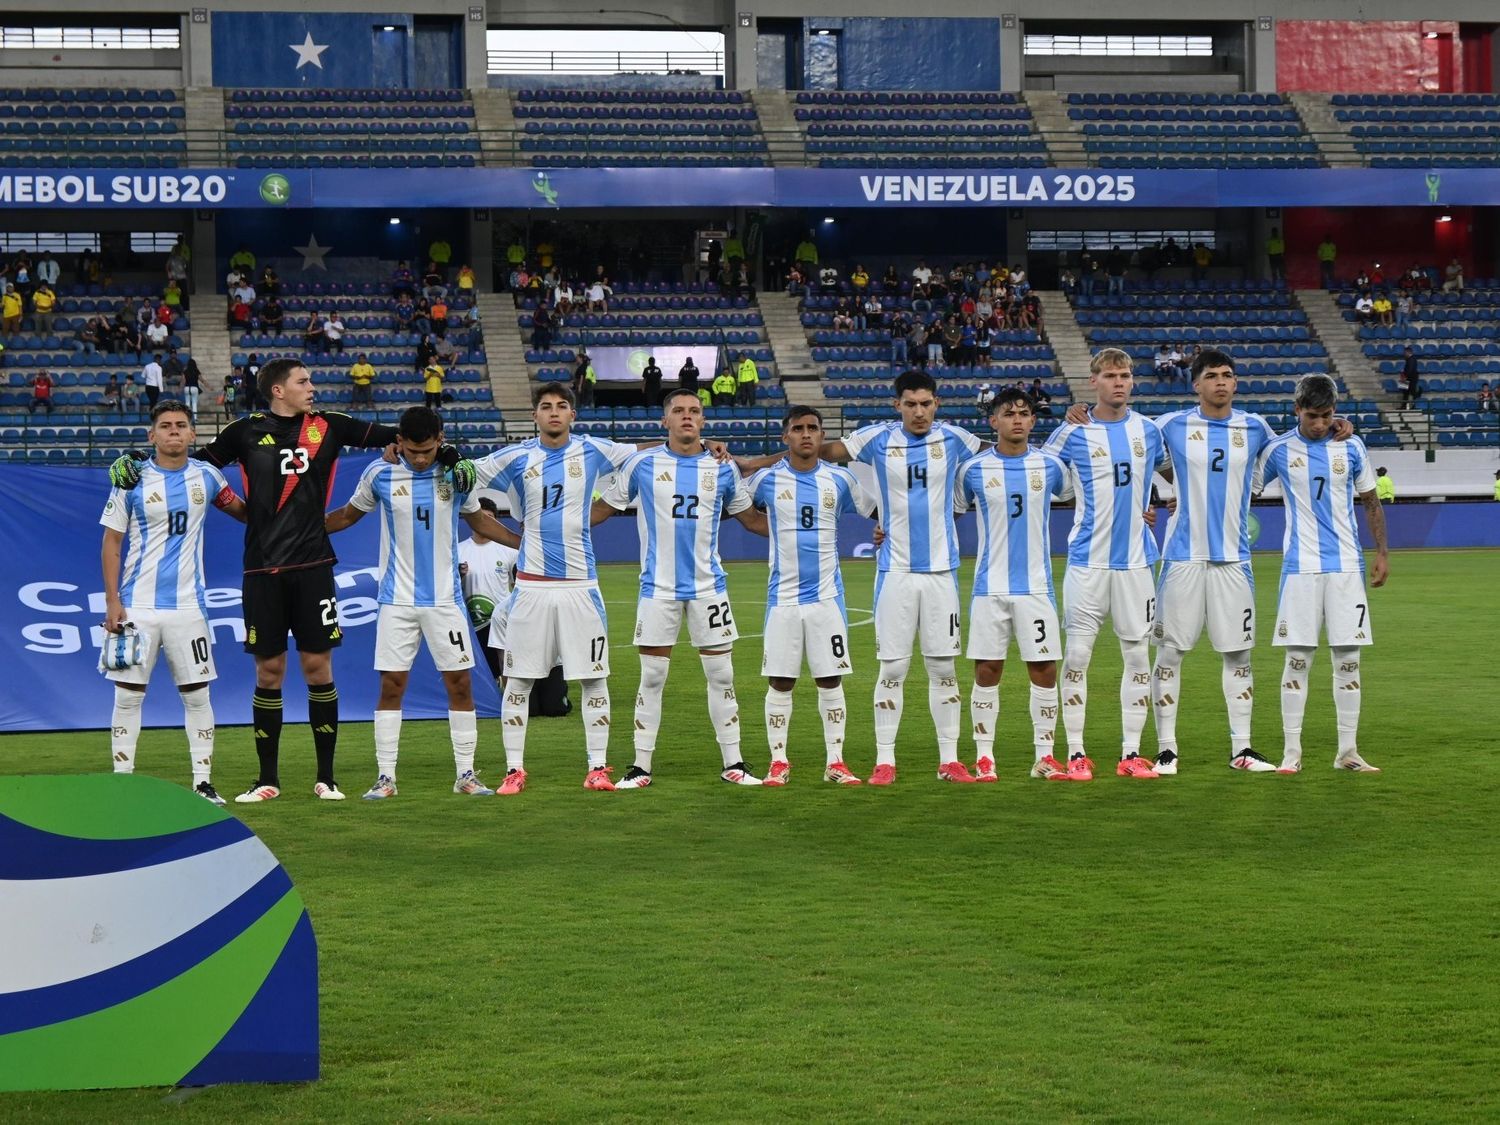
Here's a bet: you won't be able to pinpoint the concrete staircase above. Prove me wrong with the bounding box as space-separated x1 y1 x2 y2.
1286 92 1361 168
183 86 224 161
1294 287 1418 442
1034 290 1094 397
472 88 517 167
759 291 822 393
752 91 805 166
1384 407 1435 449
477 293 533 421
1024 91 1087 167
185 313 232 436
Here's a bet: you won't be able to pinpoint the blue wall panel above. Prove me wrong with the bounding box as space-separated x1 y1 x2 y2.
211 12 421 89
413 20 461 89
838 18 1000 92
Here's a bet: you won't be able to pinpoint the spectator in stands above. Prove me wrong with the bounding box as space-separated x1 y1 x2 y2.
957 318 978 367
1160 238 1183 268
1105 246 1128 295
1022 291 1042 333
586 277 611 312
412 333 437 375
431 295 452 340
9 254 33 303
794 231 819 276
1402 263 1431 291
735 352 759 407
456 264 476 300
141 354 164 409
1029 378 1053 416
1442 258 1464 293
1375 467 1396 503
832 296 854 332
31 282 57 338
229 244 255 278
260 295 284 334
924 319 945 367
1264 228 1284 281
255 266 279 298
906 318 928 370
941 316 962 366
181 353 202 420
723 229 745 272
1370 262 1385 286
1317 234 1337 287
1009 264 1029 297
422 263 447 302
910 279 933 316
711 366 737 407
422 361 446 411
412 297 434 338
1353 267 1371 291
146 312 171 351
976 384 995 413
162 347 184 394
881 265 901 296
394 294 416 335
676 356 700 399
862 293 884 333
785 262 811 299
1189 241 1210 283
457 303 482 350
818 264 840 293
975 318 993 367
550 278 573 315
573 351 597 409
1373 291 1394 328
1354 291 1375 325
1 287 22 340
1400 346 1421 406
28 370 54 416
641 355 663 407
300 311 325 356
102 373 122 413
1395 290 1414 331
887 310 910 365
1478 383 1495 413
850 264 870 293
76 315 104 355
1154 344 1177 381
325 311 346 355
428 238 452 276
531 305 553 352
910 260 932 288
35 249 59 292
114 317 145 362
162 278 185 317
391 260 416 299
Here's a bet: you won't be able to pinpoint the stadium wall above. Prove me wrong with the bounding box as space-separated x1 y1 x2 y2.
211 12 464 89
1276 21 1471 93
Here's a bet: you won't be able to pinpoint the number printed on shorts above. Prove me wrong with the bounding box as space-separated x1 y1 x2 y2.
191 636 210 663
1145 597 1155 623
706 601 732 630
1033 618 1047 643
448 629 466 652
830 633 845 658
1243 607 1254 632
949 612 960 637
590 636 607 661
279 447 310 476
671 493 700 520
318 597 338 626
1355 602 1366 627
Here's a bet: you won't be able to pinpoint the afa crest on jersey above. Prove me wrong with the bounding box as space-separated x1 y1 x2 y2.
1132 438 1146 457
567 457 583 478
1030 472 1044 491
1232 429 1246 448
821 489 836 509
190 485 205 505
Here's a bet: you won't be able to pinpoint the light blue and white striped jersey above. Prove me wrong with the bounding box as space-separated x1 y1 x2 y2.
100 460 234 613
1254 431 1377 575
955 448 1072 599
472 435 634 580
840 421 983 573
1044 410 1167 569
350 459 479 607
1158 407 1277 563
749 461 874 607
603 447 753 600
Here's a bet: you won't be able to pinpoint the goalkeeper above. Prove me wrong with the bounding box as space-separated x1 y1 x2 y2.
109 358 476 803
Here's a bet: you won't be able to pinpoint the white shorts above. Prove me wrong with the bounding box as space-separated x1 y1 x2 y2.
104 608 217 687
1063 565 1157 642
503 580 610 678
761 600 852 679
635 594 739 650
485 608 511 651
873 570 961 660
1274 572 1373 648
1153 560 1256 653
375 604 475 672
967 594 1061 663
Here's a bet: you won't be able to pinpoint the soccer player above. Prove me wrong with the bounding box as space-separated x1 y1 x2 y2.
1045 349 1168 780
100 400 246 803
747 406 875 786
594 388 768 788
458 496 518 691
743 369 983 784
1254 374 1389 774
467 382 639 795
324 407 517 798
109 358 473 802
954 388 1072 781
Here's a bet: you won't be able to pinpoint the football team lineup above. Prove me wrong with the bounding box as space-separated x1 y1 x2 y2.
99 349 1389 803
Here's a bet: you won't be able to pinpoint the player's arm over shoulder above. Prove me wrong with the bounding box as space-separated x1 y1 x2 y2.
194 415 249 467
207 467 248 522
1044 452 1075 501
327 462 382 532
838 466 877 517
326 411 399 450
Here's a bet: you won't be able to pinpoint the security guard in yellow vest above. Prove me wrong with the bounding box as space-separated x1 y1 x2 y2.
735 352 759 407
711 368 737 407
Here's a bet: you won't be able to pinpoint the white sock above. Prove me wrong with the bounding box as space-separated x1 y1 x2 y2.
970 682 999 760
1331 647 1362 758
765 687 794 764
449 708 477 777
925 656 961 763
1119 639 1151 758
817 684 847 765
180 687 214 786
502 678 533 772
1281 648 1314 760
702 651 741 768
111 685 144 773
1061 632 1096 758
1151 644 1185 757
633 654 670 772
580 677 610 769
873 657 910 767
1030 683 1059 760
373 710 402 778
1222 649 1254 756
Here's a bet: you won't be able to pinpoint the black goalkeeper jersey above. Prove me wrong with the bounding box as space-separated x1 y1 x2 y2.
197 410 397 574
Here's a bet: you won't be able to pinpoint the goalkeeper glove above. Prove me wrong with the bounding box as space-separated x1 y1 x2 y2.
108 449 151 489
436 444 477 493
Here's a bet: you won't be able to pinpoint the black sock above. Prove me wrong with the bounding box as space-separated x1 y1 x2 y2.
307 682 339 785
252 688 283 787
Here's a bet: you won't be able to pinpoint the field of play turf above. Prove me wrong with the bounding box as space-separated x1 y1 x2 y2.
2 550 1497 1122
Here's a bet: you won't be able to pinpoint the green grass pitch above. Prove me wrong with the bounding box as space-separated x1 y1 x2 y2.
3 549 1497 1122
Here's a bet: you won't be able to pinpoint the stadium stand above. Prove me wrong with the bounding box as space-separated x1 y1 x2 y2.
225 88 479 168
1068 92 1321 169
795 91 1047 168
1333 94 1500 167
514 88 767 167
0 87 185 169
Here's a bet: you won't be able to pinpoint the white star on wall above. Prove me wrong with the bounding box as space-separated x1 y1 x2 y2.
293 234 332 271
289 32 329 70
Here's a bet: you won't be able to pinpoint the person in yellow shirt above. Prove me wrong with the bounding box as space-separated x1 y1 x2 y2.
428 239 452 271
850 264 870 292
1375 467 1396 503
456 264 476 296
1493 470 1500 502
1 289 22 338
229 244 256 275
734 352 759 407
31 283 58 337
423 361 445 411
1265 226 1285 280
349 353 377 408
711 368 737 407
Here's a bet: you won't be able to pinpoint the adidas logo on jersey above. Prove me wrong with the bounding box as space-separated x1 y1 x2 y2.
258 434 277 445
656 471 673 482
778 489 794 501
146 492 163 504
1290 457 1306 468
1189 430 1205 441
524 466 542 480
1091 446 1108 459
393 485 409 497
